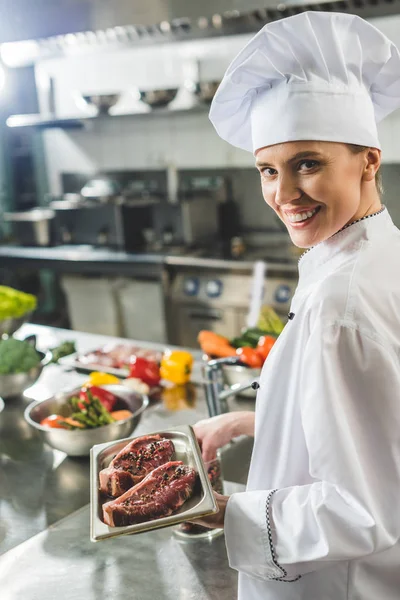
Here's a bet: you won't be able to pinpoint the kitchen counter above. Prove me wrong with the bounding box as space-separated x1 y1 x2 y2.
0 244 299 274
0 324 255 599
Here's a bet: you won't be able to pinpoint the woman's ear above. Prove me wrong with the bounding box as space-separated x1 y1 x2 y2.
363 148 381 183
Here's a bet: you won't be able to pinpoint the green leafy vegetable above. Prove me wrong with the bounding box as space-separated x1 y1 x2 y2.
0 337 41 375
0 286 37 320
49 341 76 363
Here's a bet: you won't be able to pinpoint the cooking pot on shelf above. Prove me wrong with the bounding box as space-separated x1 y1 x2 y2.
3 208 55 247
80 176 122 202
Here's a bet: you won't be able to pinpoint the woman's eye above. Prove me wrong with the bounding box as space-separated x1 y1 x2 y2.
261 167 277 177
298 160 318 171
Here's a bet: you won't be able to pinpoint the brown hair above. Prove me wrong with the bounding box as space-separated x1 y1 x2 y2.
347 144 383 196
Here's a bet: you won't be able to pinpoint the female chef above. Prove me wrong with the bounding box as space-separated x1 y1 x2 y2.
193 11 400 600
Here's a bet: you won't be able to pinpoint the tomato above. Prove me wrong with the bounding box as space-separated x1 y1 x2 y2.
256 335 276 361
235 346 263 368
40 414 67 429
79 385 118 412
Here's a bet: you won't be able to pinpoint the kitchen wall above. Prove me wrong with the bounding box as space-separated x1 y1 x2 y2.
35 15 400 229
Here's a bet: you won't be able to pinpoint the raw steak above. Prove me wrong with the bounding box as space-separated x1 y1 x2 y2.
99 434 174 497
102 461 197 527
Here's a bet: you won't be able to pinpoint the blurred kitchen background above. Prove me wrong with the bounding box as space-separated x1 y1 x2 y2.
1 0 400 347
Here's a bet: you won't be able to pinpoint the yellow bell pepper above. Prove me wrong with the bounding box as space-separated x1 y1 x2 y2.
160 350 194 385
86 371 120 386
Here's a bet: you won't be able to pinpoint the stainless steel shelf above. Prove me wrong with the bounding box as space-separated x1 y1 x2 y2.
6 105 210 129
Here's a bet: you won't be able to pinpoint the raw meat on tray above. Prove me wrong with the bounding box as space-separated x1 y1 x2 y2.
102 461 197 527
77 344 163 370
99 434 174 497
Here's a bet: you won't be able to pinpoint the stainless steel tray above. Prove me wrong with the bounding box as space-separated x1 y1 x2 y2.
90 424 218 542
59 352 129 377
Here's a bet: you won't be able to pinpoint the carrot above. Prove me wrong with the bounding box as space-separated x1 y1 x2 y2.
110 410 133 421
197 330 237 358
61 416 85 429
198 330 230 346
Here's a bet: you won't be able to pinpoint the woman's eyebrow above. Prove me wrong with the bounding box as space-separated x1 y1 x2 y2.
256 151 324 168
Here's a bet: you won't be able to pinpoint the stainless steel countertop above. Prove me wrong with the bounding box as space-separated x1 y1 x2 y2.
0 325 255 599
0 244 299 274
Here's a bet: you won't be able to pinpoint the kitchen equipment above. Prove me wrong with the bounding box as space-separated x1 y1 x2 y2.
153 172 226 247
80 93 121 114
50 199 155 249
0 349 51 398
50 171 162 249
138 88 179 108
166 266 297 348
90 424 217 541
222 364 261 399
153 197 219 247
24 385 149 456
3 209 55 246
188 80 221 104
60 275 122 336
203 357 260 417
80 176 121 201
0 313 32 338
117 278 167 343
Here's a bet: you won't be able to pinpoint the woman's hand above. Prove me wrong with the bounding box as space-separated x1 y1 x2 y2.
193 411 255 462
190 492 229 529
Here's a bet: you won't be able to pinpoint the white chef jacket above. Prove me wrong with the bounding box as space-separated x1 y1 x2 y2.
224 208 400 599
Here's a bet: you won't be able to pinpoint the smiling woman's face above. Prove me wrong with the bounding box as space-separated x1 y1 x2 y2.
255 141 381 248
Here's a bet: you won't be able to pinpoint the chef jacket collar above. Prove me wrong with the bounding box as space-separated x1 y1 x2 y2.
298 207 391 281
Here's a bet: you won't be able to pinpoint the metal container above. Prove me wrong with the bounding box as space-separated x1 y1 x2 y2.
0 313 32 338
138 88 178 108
90 424 218 541
3 209 55 246
189 80 221 103
222 364 261 398
24 385 149 457
80 93 121 114
0 350 51 398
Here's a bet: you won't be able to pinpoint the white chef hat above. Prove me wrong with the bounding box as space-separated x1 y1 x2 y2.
209 11 400 154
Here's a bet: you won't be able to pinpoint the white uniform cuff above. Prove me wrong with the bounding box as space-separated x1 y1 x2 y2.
224 490 285 581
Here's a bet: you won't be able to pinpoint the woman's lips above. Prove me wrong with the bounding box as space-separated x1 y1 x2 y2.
285 206 322 228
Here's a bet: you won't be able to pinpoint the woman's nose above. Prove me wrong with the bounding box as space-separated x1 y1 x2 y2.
275 175 302 206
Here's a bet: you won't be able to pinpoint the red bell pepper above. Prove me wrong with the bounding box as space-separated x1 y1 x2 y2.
79 385 118 412
129 356 161 387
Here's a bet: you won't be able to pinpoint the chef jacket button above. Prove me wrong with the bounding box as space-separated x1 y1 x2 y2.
287 312 295 320
251 381 260 390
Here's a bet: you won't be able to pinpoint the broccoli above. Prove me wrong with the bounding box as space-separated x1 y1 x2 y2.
0 286 37 320
0 338 41 375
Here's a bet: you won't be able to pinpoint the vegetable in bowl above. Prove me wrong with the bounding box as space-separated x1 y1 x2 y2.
39 385 133 430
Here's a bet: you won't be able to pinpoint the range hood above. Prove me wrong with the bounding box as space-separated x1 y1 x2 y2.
2 0 400 65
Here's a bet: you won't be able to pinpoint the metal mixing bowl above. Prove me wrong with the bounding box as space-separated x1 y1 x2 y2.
222 364 261 399
191 80 221 103
0 350 51 398
138 88 178 108
24 385 149 457
80 93 121 114
0 313 32 337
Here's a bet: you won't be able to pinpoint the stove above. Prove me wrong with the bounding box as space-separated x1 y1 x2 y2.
165 247 298 348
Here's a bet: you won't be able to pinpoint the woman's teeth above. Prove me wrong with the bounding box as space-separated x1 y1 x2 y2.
287 207 319 223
